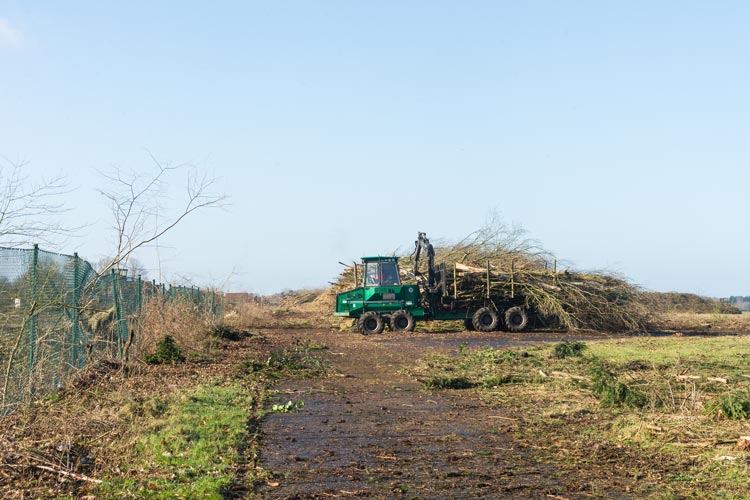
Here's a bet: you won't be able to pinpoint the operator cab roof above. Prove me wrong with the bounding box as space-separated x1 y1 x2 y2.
361 256 399 262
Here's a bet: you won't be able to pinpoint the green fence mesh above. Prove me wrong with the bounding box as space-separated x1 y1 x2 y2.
0 245 223 415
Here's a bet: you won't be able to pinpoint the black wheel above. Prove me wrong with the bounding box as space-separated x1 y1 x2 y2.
463 318 475 331
472 307 499 332
357 311 385 335
505 306 529 332
390 310 415 332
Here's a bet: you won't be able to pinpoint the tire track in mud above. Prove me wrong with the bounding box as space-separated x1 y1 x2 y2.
256 331 576 499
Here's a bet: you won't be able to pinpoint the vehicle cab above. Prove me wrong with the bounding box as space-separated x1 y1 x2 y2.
334 256 423 320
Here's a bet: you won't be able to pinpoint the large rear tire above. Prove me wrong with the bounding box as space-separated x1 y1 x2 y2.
358 311 385 335
472 307 499 332
390 310 415 332
504 306 529 332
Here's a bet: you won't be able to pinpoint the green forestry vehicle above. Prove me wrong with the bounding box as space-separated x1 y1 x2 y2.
334 233 531 335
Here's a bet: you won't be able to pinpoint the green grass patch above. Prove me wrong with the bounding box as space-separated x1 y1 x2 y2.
553 340 587 359
98 382 254 499
265 339 329 377
422 375 477 390
416 346 535 390
586 335 750 369
706 392 750 420
589 362 648 408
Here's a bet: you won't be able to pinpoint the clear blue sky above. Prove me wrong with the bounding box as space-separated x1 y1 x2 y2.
1 1 748 296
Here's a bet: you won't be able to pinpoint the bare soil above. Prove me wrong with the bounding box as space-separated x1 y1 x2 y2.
256 329 642 499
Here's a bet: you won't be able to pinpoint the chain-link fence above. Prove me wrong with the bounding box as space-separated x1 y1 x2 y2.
0 245 223 415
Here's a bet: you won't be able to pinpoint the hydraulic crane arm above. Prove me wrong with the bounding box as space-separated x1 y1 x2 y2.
413 232 436 289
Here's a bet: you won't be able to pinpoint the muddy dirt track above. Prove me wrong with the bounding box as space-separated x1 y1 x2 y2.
256 329 637 500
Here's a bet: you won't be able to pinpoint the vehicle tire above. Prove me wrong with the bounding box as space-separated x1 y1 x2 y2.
390 310 415 332
505 306 529 332
358 311 385 335
463 318 475 331
472 307 499 332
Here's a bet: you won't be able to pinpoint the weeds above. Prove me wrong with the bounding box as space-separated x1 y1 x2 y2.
418 346 531 390
588 362 648 408
235 359 266 377
422 376 476 390
706 392 750 420
207 323 245 341
553 340 587 359
144 335 185 365
266 339 329 377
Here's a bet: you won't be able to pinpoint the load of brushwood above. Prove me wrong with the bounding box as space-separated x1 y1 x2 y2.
327 219 649 332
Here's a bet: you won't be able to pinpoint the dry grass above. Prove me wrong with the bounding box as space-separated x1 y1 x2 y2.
227 299 348 331
648 312 750 333
135 296 217 362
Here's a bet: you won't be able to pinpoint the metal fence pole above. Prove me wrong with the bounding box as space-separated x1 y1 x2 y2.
136 274 143 346
137 275 142 314
111 269 129 361
72 253 82 368
28 244 39 374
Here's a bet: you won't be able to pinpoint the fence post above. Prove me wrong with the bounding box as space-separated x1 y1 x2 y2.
28 244 39 374
72 253 82 368
111 269 128 361
137 275 143 315
137 274 143 345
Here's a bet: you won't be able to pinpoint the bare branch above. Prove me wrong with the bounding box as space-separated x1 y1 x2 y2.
0 156 76 247
96 154 227 276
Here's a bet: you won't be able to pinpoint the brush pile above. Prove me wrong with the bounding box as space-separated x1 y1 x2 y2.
410 222 648 331
448 267 646 331
641 292 740 315
279 289 328 310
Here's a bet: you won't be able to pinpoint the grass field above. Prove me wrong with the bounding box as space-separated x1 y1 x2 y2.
414 334 750 498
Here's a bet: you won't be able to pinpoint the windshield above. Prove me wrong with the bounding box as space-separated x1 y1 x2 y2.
364 260 401 287
380 261 400 286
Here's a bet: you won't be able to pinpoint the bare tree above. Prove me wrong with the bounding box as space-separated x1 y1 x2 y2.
90 154 226 364
96 152 227 275
0 155 72 247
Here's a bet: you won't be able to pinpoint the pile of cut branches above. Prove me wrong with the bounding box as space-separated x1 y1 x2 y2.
450 267 646 331
279 289 327 309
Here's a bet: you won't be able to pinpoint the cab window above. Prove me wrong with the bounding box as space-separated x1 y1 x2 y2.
380 261 400 286
365 262 380 286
